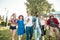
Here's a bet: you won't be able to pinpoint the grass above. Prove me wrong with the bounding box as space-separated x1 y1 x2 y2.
0 26 26 40
0 26 59 40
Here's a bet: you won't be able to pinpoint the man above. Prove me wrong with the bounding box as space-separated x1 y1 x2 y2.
33 12 41 40
47 14 60 40
25 9 33 40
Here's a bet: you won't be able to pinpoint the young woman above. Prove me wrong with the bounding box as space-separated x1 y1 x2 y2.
33 12 41 40
40 16 46 40
17 15 25 40
10 13 17 40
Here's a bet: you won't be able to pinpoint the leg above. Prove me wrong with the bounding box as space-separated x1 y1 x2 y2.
49 27 53 40
12 30 16 40
20 35 23 40
34 29 37 40
49 27 55 40
18 35 23 40
42 36 44 40
30 27 33 40
26 27 30 40
41 30 45 40
37 27 41 38
18 36 21 40
10 30 13 40
54 28 60 40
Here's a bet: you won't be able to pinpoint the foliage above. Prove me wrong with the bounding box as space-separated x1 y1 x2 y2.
25 0 55 16
0 22 6 26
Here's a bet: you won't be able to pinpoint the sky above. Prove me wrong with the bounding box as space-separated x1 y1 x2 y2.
0 0 60 19
0 0 27 19
47 0 60 11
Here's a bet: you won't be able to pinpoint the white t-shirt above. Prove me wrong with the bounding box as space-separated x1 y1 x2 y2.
25 16 33 27
36 18 40 27
40 19 45 25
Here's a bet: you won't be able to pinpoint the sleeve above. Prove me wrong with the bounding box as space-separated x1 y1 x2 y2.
24 17 27 25
23 20 25 24
32 16 36 22
25 17 28 21
55 18 59 25
46 19 50 25
39 18 41 27
17 20 18 23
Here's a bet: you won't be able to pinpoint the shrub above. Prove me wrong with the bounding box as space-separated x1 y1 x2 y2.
8 23 11 26
0 22 6 26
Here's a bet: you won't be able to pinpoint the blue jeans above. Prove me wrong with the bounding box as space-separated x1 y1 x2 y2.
34 27 41 40
26 26 33 40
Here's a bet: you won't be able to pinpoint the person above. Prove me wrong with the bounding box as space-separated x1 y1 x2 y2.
47 14 60 40
9 13 17 40
17 15 25 40
25 9 33 40
33 12 41 40
40 16 46 40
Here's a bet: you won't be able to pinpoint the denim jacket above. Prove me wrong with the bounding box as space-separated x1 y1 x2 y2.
32 16 41 29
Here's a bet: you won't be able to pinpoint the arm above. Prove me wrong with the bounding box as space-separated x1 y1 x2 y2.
24 17 27 25
39 18 41 27
55 18 59 25
54 18 59 28
32 16 36 29
46 19 50 29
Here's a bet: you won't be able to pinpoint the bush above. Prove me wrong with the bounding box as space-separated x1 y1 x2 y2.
0 22 6 26
8 23 11 26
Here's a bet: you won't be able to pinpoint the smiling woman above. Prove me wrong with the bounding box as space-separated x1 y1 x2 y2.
0 0 27 20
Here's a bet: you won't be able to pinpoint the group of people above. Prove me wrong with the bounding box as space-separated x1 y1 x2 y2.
9 9 60 40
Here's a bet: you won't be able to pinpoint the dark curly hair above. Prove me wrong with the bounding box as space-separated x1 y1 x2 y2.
18 15 24 20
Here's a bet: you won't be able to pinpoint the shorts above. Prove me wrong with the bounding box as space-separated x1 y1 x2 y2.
10 26 16 30
41 25 46 36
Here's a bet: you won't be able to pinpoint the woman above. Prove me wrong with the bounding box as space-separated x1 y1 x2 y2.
40 16 46 40
10 13 17 40
33 12 41 40
17 15 25 40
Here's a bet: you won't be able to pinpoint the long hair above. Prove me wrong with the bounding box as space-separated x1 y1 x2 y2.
35 11 39 17
11 13 16 18
18 15 24 20
12 13 15 16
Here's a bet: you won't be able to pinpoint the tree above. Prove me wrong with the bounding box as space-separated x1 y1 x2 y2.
0 15 1 20
25 0 55 16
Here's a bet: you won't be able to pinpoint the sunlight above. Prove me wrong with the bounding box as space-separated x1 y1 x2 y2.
0 0 27 20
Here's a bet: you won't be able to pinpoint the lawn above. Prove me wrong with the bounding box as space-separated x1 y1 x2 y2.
0 26 26 40
0 26 59 40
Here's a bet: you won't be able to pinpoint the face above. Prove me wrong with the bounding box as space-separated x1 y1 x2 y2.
19 16 23 20
27 13 30 16
49 16 54 19
41 16 44 19
51 16 54 18
36 13 39 17
27 10 30 16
